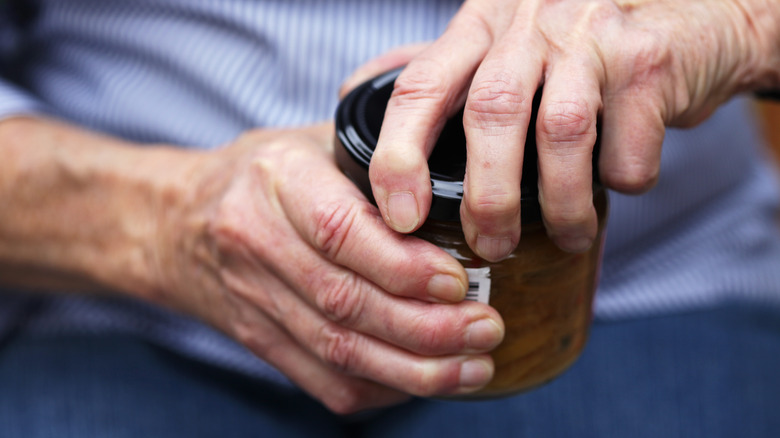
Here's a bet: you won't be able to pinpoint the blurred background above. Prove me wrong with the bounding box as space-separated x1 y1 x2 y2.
758 100 780 166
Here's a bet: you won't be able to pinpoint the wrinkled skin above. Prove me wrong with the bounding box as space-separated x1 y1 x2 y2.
3 0 777 416
153 125 505 414
163 0 778 413
368 0 780 259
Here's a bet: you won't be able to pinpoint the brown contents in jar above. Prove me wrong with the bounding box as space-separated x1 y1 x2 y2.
334 68 608 399
414 189 608 399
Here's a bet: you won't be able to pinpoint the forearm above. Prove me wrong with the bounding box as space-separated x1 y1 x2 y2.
0 117 202 299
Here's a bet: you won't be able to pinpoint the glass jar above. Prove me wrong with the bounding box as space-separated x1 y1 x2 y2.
335 68 608 399
414 192 607 398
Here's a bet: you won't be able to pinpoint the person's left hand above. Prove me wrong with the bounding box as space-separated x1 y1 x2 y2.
364 0 780 260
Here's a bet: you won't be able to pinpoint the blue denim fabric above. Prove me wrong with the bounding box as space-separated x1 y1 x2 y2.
1 304 779 438
363 304 780 438
0 333 345 438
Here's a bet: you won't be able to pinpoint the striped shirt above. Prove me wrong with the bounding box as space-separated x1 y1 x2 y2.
2 0 780 383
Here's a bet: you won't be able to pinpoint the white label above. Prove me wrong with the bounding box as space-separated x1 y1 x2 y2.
464 267 491 305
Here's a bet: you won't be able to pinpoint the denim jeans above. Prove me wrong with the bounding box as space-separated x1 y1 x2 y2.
1 304 779 438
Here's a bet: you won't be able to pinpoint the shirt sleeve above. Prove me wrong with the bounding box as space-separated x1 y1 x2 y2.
0 76 48 121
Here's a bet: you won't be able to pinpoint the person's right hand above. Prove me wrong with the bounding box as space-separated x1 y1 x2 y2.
149 124 505 414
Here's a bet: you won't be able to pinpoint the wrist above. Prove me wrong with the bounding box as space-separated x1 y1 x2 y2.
142 144 238 313
103 143 210 303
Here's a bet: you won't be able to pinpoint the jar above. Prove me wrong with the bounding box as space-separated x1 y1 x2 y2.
335 68 608 399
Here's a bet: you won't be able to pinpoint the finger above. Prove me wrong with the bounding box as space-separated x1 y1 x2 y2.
273 153 505 354
459 33 545 262
295 254 503 355
270 246 503 355
369 7 499 234
269 276 496 397
267 336 412 415
278 145 469 303
221 227 497 396
535 55 602 253
599 90 664 195
339 43 431 99
224 275 410 414
239 142 504 355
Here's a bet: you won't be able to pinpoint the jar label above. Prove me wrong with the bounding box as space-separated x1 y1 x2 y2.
464 267 491 305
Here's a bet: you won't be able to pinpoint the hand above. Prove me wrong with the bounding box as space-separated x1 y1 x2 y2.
151 124 505 414
368 0 780 259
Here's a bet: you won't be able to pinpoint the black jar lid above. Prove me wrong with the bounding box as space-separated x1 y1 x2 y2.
335 68 598 224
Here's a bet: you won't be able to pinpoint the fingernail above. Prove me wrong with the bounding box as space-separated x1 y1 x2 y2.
387 191 419 233
465 319 504 351
459 359 493 390
476 235 514 261
556 236 593 253
427 274 466 302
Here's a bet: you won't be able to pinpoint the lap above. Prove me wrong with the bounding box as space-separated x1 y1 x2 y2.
0 332 347 438
361 304 780 438
1 304 779 437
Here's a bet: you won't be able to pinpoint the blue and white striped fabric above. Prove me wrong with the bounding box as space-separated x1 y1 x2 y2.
2 0 780 383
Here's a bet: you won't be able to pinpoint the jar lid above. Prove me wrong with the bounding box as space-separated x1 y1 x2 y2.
335 68 598 223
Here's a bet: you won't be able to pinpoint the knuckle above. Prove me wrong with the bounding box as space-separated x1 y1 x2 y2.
406 314 453 355
318 324 362 373
603 159 659 194
407 362 459 397
206 175 277 260
538 101 597 148
542 201 594 228
368 147 427 188
465 78 531 130
254 137 313 170
390 61 450 109
315 273 366 327
581 0 621 26
209 196 252 251
451 5 495 45
632 31 672 73
312 201 362 258
612 30 678 93
463 184 521 228
322 387 367 415
232 318 278 361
